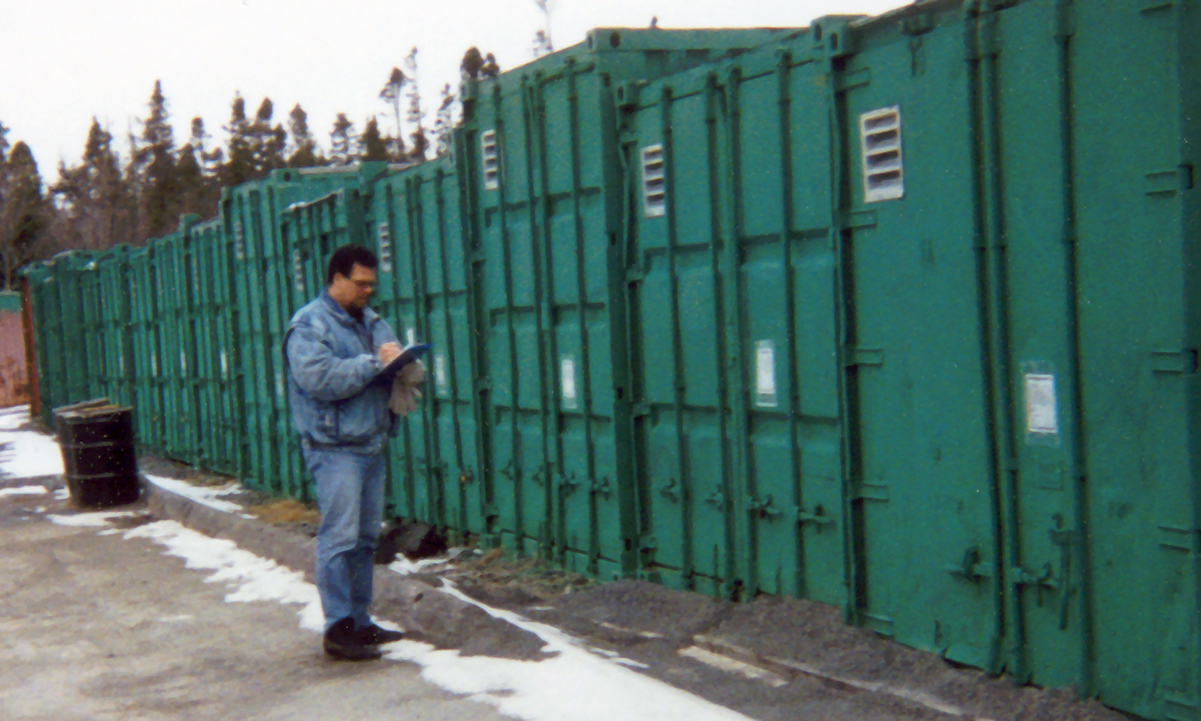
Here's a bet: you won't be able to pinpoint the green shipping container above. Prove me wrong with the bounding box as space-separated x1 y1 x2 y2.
367 157 485 537
622 1 1200 718
458 26 797 577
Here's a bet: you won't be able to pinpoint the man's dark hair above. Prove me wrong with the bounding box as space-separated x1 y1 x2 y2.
326 244 379 285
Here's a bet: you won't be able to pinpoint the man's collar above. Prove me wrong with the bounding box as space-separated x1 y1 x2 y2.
319 290 378 327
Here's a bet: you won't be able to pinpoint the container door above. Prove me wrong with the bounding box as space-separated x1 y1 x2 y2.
628 77 740 597
474 92 554 559
412 167 485 537
839 16 1003 670
372 180 432 521
1070 2 1199 716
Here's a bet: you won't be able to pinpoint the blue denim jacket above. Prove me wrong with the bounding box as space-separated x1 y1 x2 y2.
284 291 399 453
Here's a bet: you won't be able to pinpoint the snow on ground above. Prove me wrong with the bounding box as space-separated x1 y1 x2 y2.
47 511 140 527
119 515 752 721
0 405 30 431
0 485 48 498
123 520 326 633
0 406 64 479
141 474 250 516
0 403 754 721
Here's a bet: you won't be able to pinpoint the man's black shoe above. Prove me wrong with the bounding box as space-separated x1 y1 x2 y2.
323 617 382 661
355 623 405 646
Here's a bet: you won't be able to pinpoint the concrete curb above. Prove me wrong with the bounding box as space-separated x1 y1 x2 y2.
137 473 550 659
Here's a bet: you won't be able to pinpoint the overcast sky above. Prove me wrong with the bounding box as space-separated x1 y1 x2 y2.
1 0 907 180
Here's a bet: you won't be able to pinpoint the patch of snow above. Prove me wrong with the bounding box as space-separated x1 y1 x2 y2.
388 555 451 575
123 520 323 632
141 474 246 514
0 423 64 479
47 511 138 527
114 516 756 721
0 485 48 498
678 646 788 688
382 580 754 721
0 405 30 431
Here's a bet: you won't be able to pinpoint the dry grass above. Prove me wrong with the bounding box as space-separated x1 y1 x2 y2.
247 498 320 525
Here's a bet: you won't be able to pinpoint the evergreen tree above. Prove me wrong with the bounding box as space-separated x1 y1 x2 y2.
287 103 323 168
482 53 500 79
434 84 455 158
219 92 255 187
190 117 223 175
329 113 356 165
461 47 484 80
532 29 553 58
132 80 181 239
534 0 554 56
0 141 51 288
379 67 407 161
404 48 428 161
359 117 389 162
52 118 135 251
248 98 287 176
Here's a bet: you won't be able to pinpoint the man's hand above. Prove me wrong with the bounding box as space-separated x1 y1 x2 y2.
378 342 402 366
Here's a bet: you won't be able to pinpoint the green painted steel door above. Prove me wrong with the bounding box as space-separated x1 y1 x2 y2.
372 162 486 537
837 9 1003 670
465 67 628 577
1069 2 1199 716
627 46 847 604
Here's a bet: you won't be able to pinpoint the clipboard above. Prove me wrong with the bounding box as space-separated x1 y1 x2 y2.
375 342 431 383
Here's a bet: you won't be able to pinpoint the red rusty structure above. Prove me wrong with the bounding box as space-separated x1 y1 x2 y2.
0 290 30 409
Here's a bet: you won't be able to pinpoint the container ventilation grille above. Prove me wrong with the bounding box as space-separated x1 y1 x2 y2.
376 222 392 273
481 129 500 190
641 144 666 217
860 106 904 203
292 249 305 295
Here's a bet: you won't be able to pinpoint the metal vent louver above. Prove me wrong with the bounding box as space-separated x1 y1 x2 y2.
481 129 500 190
641 144 667 217
860 106 904 203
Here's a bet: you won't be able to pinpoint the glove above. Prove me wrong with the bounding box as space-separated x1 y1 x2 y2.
389 360 426 416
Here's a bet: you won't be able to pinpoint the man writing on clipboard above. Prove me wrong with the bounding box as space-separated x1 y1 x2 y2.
284 244 428 661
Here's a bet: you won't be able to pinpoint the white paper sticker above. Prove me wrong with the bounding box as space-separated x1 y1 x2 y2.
220 349 228 378
1025 373 1059 435
561 357 578 410
435 353 449 396
755 341 777 407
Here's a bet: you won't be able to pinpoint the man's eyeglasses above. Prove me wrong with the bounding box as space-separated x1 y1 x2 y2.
352 280 378 290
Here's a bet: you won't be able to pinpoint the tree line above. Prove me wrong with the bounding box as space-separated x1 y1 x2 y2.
0 46 499 290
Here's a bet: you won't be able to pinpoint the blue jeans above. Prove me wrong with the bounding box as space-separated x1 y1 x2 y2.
302 447 386 632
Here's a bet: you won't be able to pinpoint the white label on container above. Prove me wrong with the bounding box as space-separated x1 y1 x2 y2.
561 357 578 410
435 353 449 396
406 327 416 346
220 349 228 378
755 340 778 407
1025 373 1059 435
